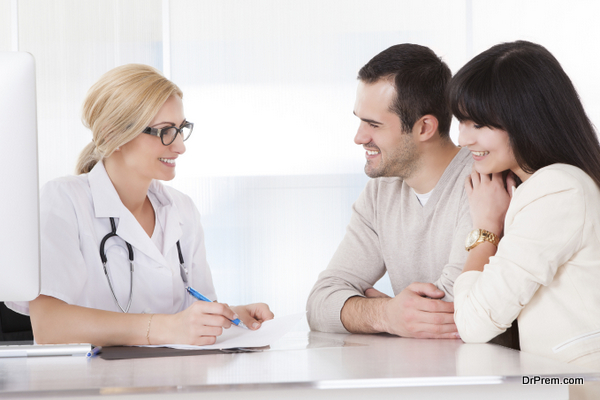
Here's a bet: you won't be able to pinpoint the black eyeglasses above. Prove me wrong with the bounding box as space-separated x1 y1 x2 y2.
143 121 193 146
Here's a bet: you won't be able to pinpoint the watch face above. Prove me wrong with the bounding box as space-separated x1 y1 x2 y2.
466 229 480 248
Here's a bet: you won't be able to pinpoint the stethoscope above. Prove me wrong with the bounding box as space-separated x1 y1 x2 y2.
99 217 189 313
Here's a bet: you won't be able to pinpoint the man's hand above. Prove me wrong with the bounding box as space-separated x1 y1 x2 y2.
382 282 458 338
341 282 459 339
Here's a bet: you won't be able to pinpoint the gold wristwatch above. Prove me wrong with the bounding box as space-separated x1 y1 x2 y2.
465 229 500 251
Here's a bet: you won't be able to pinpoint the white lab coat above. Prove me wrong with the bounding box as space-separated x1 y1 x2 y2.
8 161 217 315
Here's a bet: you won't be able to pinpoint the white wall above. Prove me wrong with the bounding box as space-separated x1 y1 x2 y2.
2 0 600 321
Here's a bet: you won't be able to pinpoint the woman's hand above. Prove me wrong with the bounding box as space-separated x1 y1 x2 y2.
155 301 238 345
465 168 516 236
231 303 274 330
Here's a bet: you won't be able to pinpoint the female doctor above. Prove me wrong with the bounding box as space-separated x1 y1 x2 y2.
13 64 273 346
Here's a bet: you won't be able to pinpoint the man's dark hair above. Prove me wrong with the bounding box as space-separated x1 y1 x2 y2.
448 40 600 187
358 43 452 138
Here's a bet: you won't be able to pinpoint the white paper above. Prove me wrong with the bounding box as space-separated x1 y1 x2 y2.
145 312 304 350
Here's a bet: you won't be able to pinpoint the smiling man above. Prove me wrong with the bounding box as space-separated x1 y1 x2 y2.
306 44 473 338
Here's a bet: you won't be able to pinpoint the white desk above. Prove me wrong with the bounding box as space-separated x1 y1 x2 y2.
0 331 597 399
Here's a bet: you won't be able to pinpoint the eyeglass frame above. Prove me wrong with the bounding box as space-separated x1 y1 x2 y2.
142 120 194 146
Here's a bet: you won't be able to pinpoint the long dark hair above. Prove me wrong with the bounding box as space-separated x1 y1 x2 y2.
448 40 600 187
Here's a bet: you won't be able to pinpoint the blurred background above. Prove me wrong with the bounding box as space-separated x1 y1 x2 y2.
2 0 600 327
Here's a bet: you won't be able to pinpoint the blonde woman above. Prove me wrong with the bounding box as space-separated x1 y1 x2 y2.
8 64 273 346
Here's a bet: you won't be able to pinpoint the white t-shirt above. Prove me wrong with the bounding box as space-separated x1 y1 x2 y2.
414 188 434 206
8 161 217 315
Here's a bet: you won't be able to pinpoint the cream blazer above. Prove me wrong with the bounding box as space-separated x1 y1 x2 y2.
454 164 600 364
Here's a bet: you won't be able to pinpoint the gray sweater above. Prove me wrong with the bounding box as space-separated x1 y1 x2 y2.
307 147 473 333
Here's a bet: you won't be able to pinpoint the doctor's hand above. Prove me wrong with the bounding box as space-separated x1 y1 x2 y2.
383 282 458 339
158 301 237 345
231 303 274 330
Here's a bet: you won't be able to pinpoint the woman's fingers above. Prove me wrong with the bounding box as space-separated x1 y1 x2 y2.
490 172 504 186
506 172 517 198
470 169 481 188
173 301 275 344
231 303 274 330
464 168 513 236
464 175 473 194
186 302 234 333
204 301 237 322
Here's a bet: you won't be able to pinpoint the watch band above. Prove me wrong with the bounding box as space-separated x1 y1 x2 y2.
465 229 500 251
479 229 500 247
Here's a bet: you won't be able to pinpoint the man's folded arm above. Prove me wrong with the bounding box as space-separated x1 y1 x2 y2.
306 185 386 333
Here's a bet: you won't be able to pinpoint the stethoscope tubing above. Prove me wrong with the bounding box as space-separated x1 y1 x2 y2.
100 217 134 313
99 217 187 314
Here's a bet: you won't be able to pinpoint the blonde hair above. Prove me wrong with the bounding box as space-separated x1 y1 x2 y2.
76 64 183 174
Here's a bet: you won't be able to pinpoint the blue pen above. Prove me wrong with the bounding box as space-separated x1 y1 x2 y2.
86 346 102 358
186 287 248 329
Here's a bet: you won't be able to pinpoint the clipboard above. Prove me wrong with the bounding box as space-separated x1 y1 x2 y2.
99 345 268 360
97 313 304 360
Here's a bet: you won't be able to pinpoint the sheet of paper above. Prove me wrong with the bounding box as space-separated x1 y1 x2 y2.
145 312 304 350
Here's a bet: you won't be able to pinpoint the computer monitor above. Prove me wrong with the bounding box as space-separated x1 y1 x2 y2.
0 52 40 302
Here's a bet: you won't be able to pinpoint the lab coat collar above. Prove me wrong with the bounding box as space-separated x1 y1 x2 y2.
88 161 184 265
148 180 185 257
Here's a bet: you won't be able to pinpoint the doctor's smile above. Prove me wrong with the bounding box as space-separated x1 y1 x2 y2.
158 157 177 166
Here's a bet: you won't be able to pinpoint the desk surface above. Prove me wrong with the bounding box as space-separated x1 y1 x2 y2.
0 330 597 399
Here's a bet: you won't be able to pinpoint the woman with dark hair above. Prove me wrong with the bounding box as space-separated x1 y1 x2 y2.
448 40 600 373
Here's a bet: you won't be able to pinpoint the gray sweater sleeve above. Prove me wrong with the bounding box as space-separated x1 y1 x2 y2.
306 181 386 333
432 186 472 301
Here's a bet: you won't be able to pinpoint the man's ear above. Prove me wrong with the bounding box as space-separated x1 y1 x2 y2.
413 114 439 142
